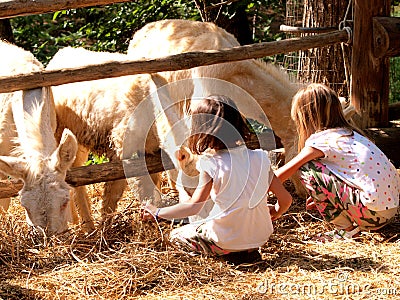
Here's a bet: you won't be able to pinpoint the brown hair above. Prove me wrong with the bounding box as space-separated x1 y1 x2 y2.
187 95 251 155
291 83 361 151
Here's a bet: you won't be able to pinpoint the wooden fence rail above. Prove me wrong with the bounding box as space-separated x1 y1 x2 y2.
0 30 350 93
0 134 279 198
0 0 132 19
0 149 174 198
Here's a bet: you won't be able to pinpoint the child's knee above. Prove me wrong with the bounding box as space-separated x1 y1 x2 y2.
329 212 354 230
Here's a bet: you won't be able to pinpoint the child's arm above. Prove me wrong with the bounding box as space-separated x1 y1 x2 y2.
142 170 212 221
176 179 192 203
268 174 293 221
274 146 323 182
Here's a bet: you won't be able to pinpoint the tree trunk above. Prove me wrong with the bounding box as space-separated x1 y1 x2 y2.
193 0 253 45
350 0 391 128
0 19 14 43
299 0 350 97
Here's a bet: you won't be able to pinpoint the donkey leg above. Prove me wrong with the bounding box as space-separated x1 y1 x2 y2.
151 172 163 197
101 172 163 217
68 195 78 224
135 173 163 206
165 169 179 197
70 145 95 232
153 172 166 206
0 198 10 213
0 175 10 212
101 179 127 217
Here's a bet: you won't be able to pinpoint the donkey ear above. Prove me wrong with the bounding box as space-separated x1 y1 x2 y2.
0 156 28 180
52 128 78 173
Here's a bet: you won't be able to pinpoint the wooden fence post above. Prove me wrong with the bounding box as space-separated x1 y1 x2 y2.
351 0 391 128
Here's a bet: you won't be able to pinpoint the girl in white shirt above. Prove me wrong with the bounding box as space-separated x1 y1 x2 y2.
275 83 399 241
142 95 292 262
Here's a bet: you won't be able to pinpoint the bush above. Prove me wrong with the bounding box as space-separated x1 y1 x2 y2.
11 1 199 64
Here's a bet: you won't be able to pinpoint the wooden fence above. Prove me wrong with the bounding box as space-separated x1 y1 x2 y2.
0 135 275 198
0 0 399 198
0 0 133 19
0 30 349 93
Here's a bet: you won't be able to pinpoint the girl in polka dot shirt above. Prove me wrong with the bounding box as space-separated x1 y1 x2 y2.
275 83 399 241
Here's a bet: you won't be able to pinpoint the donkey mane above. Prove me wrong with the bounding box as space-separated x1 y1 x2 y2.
0 40 58 186
0 39 79 235
11 101 55 185
253 59 294 86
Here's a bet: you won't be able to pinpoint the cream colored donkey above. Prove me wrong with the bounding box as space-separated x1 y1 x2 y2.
0 40 78 235
47 19 302 230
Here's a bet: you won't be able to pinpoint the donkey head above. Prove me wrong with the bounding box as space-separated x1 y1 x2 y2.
1 88 78 235
0 41 78 235
0 128 77 234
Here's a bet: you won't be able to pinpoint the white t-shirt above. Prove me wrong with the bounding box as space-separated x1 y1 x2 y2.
305 128 400 211
195 145 273 251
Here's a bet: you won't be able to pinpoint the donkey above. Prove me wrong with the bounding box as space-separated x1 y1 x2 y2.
0 40 78 235
135 20 357 204
46 19 302 229
127 19 303 199
46 47 163 231
127 19 301 157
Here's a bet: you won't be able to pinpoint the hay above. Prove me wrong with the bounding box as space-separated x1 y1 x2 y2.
0 180 399 300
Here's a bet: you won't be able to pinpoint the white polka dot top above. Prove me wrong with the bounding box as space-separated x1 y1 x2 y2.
305 128 400 211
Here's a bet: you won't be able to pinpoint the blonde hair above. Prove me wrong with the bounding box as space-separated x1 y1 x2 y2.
291 83 360 151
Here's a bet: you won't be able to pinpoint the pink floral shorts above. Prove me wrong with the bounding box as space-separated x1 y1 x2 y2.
300 161 396 230
169 223 231 256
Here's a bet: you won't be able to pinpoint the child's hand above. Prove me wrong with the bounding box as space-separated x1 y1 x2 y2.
141 202 158 221
268 203 281 221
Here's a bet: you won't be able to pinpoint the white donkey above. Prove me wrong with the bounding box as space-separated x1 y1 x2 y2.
0 40 78 235
47 48 162 231
133 20 355 200
46 19 301 230
127 19 301 157
127 19 303 197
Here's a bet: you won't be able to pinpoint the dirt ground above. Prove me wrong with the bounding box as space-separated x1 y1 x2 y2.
0 179 399 300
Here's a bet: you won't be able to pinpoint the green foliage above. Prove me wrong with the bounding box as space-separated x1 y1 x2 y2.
84 153 109 166
195 0 286 42
247 119 271 134
11 0 200 64
197 0 285 62
245 0 286 62
392 3 400 16
247 0 285 42
10 0 285 65
390 5 400 103
389 57 400 104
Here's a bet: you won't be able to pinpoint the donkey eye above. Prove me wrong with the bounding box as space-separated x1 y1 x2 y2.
60 198 70 210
